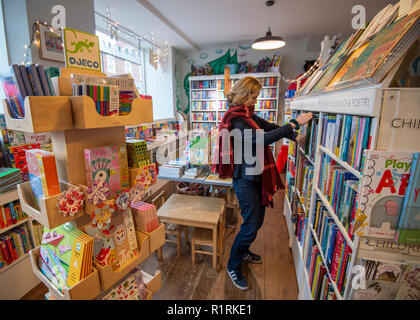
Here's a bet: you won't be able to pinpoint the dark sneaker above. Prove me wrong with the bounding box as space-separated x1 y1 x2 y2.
243 251 262 264
227 269 249 290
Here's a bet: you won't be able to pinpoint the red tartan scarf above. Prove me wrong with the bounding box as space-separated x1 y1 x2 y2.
212 105 283 207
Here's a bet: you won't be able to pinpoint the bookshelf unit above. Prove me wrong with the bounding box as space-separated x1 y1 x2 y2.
189 72 280 129
285 80 420 300
0 189 41 300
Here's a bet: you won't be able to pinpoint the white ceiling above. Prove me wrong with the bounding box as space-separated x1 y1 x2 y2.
94 0 398 52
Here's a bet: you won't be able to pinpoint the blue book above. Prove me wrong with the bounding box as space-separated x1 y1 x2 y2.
19 65 34 96
0 65 25 117
36 65 51 96
326 226 338 268
25 64 44 95
396 152 420 244
11 64 27 98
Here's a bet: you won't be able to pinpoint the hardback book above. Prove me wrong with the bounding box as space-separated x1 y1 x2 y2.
337 9 420 86
0 65 26 118
39 223 93 291
25 149 60 205
11 64 27 99
84 144 129 199
44 67 60 96
36 64 51 96
355 150 414 239
18 65 34 96
25 64 44 96
395 152 420 244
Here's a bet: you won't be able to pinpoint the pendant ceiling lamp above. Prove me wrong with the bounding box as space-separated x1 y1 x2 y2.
252 0 286 50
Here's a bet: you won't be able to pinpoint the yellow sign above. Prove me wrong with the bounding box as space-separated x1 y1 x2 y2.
62 28 101 72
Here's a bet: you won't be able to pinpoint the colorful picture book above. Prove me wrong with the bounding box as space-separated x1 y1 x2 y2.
81 210 139 270
9 143 40 180
395 152 420 244
356 150 414 239
26 149 60 205
84 144 129 199
39 223 94 291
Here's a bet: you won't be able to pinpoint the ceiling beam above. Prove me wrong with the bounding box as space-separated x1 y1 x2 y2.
136 0 200 51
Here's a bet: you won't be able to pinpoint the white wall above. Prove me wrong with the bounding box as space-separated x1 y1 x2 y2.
144 46 175 120
176 36 322 119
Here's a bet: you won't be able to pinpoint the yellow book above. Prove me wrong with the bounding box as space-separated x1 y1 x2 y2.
311 255 322 298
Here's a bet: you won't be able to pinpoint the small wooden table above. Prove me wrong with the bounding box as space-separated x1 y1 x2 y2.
156 194 225 270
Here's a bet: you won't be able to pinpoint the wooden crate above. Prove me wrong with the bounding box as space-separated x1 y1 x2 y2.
93 230 150 291
17 181 84 229
139 223 165 253
70 96 153 129
3 96 73 133
29 246 102 300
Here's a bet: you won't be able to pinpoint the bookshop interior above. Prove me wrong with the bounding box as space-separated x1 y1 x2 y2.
0 0 419 302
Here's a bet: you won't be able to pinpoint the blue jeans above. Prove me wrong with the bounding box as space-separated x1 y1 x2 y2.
228 178 266 271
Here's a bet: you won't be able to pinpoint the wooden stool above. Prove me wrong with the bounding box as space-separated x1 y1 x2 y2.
152 191 188 258
191 204 225 270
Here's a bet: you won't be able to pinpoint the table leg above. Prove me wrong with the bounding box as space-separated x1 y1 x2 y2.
157 247 163 261
212 226 217 270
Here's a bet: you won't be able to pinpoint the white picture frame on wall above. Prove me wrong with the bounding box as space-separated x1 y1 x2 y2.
37 23 65 62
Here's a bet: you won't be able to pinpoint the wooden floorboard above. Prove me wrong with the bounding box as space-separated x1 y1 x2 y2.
21 185 299 300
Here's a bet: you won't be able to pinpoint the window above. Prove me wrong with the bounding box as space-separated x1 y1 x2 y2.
0 1 9 108
96 30 145 94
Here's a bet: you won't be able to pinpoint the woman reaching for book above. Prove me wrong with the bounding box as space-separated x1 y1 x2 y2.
213 76 312 290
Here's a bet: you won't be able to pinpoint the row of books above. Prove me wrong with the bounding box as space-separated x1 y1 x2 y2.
0 167 23 193
0 200 25 230
191 101 225 111
0 224 33 269
258 88 277 98
191 112 216 121
0 64 59 119
256 111 276 122
307 227 353 298
290 192 307 246
191 91 220 100
190 79 217 90
320 114 371 172
192 123 216 131
298 112 319 163
306 243 336 300
255 100 277 110
297 5 420 96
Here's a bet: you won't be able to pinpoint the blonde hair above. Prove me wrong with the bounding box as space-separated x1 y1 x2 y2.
226 76 262 107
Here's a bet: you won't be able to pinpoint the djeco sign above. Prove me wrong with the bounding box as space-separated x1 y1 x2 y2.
62 28 101 72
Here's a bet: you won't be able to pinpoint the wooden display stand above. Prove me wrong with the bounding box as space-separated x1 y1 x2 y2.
7 66 162 300
138 223 166 254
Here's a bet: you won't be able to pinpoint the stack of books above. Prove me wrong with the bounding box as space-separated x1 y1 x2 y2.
158 160 189 179
0 168 23 193
131 202 159 233
182 167 203 179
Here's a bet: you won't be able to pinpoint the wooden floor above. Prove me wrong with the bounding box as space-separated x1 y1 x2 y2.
21 184 298 300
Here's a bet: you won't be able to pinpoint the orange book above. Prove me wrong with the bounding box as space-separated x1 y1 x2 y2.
26 149 60 203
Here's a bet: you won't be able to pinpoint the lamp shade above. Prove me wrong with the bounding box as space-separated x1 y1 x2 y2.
252 29 286 50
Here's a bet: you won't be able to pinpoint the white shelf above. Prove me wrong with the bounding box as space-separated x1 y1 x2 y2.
314 187 354 250
318 146 362 179
0 189 19 206
309 225 343 300
0 217 29 234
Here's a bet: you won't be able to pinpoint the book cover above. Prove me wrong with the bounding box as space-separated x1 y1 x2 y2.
11 64 27 99
395 152 420 244
26 149 60 204
0 65 25 118
18 65 34 96
355 150 414 239
25 64 44 96
36 65 51 96
84 144 129 199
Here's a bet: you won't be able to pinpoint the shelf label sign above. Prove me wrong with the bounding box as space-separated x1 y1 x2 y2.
62 28 101 72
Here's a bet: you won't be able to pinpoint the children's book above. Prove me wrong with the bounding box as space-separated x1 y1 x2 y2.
395 152 420 244
19 65 34 96
0 65 26 118
25 64 44 96
355 150 414 239
26 149 60 205
84 144 129 199
36 64 51 96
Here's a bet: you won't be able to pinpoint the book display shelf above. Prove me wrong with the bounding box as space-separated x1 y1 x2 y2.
189 72 280 154
284 4 420 300
3 67 163 300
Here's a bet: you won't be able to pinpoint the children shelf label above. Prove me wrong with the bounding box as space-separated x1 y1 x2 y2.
63 28 101 72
